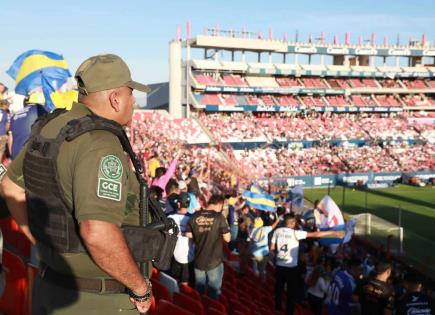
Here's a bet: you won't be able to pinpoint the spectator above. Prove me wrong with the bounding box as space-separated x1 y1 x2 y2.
178 180 188 193
8 103 47 160
168 192 195 286
305 265 329 315
397 273 434 315
237 204 253 275
270 213 345 315
165 178 179 215
187 177 201 214
249 216 279 280
361 261 395 315
147 152 160 178
186 194 231 300
327 258 363 315
0 100 10 162
151 152 179 193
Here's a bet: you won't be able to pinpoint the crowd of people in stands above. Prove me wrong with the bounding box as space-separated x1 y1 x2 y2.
142 154 435 315
197 92 435 108
195 73 435 91
197 112 426 143
1 81 434 314
124 110 435 179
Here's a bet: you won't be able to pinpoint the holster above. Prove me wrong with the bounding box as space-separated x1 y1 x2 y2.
122 220 178 270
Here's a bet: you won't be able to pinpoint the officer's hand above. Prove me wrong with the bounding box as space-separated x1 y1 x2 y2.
129 297 151 314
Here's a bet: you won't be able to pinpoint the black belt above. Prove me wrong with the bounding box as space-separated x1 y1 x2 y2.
40 265 126 294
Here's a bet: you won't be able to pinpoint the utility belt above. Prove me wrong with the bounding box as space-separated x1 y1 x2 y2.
39 264 126 294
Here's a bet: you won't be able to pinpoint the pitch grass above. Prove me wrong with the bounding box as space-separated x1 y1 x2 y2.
304 184 435 275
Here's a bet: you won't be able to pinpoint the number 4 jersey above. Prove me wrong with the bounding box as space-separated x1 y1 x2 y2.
271 227 307 268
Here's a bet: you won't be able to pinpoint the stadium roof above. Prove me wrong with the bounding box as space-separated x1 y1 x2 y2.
142 82 169 110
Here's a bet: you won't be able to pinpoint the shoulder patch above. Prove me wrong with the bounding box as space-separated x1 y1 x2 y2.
0 163 6 180
97 178 122 201
99 155 123 181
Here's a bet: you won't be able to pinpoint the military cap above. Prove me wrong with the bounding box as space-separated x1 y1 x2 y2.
75 54 149 94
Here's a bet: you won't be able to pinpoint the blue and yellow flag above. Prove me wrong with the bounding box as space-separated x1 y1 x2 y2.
242 190 276 212
7 50 74 110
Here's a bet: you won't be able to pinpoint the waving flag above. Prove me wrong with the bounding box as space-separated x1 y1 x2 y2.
7 50 76 110
250 185 265 194
242 190 276 212
317 196 346 247
288 185 304 208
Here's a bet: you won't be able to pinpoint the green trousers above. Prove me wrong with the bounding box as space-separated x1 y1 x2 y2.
32 274 140 315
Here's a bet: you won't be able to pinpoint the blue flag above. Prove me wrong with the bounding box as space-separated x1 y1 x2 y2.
242 190 276 212
7 50 72 110
288 185 304 208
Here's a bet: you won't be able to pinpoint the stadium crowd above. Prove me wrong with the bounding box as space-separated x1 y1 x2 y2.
1 81 434 315
197 112 426 143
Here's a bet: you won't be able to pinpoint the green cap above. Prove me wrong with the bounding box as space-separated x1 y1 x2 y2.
75 54 150 94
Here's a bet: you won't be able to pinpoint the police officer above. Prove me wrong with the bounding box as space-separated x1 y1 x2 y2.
0 54 152 314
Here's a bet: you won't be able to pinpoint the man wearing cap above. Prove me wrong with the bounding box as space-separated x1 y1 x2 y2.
1 54 152 314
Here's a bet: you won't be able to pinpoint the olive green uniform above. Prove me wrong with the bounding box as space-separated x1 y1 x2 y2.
7 102 142 314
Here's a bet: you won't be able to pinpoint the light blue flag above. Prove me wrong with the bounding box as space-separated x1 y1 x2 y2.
7 50 72 110
242 190 276 212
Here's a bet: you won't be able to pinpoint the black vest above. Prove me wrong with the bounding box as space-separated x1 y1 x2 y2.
23 110 178 269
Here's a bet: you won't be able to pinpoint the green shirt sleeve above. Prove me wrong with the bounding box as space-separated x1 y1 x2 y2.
6 144 26 188
73 145 130 226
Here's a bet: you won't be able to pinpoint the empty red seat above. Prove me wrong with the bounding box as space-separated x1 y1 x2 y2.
219 293 229 312
180 284 201 301
208 307 227 315
151 278 172 302
202 294 226 313
0 216 31 258
0 249 29 315
157 299 194 315
174 292 205 315
229 299 252 315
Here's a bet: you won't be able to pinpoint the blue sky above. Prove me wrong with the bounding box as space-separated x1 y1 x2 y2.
1 0 434 89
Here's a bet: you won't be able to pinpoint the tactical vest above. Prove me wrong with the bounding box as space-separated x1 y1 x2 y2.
23 110 178 269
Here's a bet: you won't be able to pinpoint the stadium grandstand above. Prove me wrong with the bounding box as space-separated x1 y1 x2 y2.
133 27 435 185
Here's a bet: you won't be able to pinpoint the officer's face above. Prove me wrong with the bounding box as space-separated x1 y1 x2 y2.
117 87 135 125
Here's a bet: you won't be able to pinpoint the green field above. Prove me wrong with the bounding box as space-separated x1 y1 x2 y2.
304 185 435 277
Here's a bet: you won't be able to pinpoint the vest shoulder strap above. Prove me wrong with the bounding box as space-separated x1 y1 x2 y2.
58 114 168 225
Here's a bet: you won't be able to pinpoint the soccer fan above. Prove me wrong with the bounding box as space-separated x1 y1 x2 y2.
397 273 434 315
185 194 231 300
270 213 344 315
327 258 363 315
168 192 195 286
164 178 179 215
8 102 47 160
305 265 329 315
0 100 9 162
249 217 279 280
361 261 395 315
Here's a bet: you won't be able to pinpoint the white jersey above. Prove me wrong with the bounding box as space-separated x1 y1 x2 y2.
168 213 195 264
271 227 307 268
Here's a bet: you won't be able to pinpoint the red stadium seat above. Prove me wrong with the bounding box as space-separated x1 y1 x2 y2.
174 292 205 315
0 249 29 315
157 299 194 315
151 278 172 302
208 307 227 315
229 299 252 315
180 283 201 301
202 294 227 313
219 293 229 312
0 216 31 258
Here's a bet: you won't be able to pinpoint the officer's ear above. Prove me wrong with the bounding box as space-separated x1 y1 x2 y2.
108 89 121 113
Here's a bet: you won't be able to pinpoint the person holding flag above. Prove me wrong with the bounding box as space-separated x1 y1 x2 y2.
270 212 344 315
249 216 280 280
